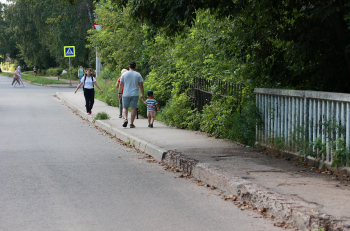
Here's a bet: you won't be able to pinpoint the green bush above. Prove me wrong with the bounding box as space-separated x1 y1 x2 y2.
37 69 46 76
200 99 262 146
94 112 110 121
45 67 64 76
99 69 119 80
227 101 263 146
158 93 195 129
95 71 119 107
60 66 80 80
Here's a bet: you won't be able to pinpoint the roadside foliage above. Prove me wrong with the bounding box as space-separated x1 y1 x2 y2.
1 0 350 146
0 0 95 69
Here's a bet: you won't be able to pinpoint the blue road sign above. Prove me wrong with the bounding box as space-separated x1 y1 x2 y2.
64 46 75 57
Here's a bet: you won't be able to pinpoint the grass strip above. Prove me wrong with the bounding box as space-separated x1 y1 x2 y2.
1 72 68 85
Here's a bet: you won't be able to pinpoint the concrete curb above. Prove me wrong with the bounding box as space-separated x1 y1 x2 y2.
191 163 336 230
56 92 93 122
95 120 167 161
56 92 167 162
24 80 76 88
57 92 347 231
163 152 345 230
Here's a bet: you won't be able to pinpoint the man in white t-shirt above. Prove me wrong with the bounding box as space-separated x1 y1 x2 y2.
118 61 144 128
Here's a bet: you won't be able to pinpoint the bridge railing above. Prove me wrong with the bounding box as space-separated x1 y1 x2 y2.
254 88 350 165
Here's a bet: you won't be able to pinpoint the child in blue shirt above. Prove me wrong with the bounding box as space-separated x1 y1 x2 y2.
142 90 160 128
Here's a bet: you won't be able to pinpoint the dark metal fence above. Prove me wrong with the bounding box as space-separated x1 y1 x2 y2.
187 77 244 113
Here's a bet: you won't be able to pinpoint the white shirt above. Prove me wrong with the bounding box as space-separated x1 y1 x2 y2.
120 70 143 96
81 76 96 89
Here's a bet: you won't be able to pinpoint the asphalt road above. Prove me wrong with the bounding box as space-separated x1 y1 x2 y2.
0 75 282 231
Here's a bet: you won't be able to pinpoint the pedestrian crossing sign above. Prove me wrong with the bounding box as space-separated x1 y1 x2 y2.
64 46 75 57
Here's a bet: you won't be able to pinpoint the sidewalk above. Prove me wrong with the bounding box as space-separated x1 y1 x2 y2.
57 91 350 231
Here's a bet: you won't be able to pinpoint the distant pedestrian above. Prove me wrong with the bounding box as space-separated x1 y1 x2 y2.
23 64 26 71
33 66 37 76
74 68 103 115
142 90 160 128
17 66 25 87
78 66 84 84
116 69 128 118
11 68 20 87
118 61 144 128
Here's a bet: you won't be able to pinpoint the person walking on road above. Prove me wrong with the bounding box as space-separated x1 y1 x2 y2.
11 68 21 87
116 69 128 118
118 61 144 128
142 90 160 128
17 66 25 87
78 66 84 84
74 68 103 115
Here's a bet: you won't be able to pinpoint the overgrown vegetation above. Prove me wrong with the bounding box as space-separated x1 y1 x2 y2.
94 112 110 122
266 120 350 167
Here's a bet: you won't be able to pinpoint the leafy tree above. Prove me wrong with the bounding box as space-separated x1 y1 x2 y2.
0 3 19 64
87 1 149 76
108 0 350 92
3 0 95 69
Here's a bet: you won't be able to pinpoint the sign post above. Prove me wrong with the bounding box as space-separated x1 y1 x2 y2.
64 46 75 86
93 24 103 77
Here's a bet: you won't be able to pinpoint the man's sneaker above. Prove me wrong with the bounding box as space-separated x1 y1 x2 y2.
123 119 128 127
148 124 151 128
119 114 122 118
130 124 135 128
150 123 153 128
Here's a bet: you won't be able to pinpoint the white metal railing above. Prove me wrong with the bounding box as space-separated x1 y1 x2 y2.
255 88 350 164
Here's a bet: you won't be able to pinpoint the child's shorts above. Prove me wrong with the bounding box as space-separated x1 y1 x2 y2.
147 110 156 117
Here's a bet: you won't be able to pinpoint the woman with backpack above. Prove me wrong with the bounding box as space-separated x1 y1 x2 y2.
74 68 103 115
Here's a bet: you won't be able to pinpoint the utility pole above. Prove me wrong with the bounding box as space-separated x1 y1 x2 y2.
85 0 101 77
